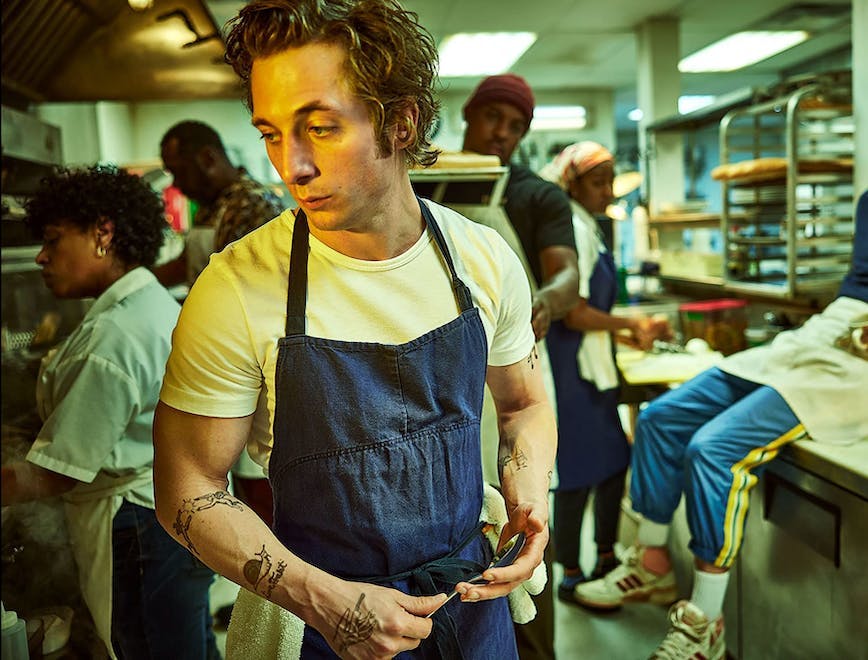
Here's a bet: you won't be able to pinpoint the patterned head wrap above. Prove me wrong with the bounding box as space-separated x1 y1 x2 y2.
542 141 614 190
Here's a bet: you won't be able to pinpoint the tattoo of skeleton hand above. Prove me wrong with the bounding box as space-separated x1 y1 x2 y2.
173 491 244 555
334 593 377 653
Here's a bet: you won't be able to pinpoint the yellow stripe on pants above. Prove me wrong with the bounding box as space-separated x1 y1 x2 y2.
716 424 806 567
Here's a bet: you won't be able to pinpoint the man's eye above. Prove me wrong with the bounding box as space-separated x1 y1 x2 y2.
259 133 278 143
309 126 333 137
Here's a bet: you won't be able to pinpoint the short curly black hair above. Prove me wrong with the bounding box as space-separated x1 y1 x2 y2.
25 164 167 268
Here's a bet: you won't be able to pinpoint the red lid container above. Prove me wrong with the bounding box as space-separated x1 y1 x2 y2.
678 298 748 355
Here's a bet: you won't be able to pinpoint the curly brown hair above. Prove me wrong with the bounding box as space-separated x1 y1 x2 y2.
224 0 440 168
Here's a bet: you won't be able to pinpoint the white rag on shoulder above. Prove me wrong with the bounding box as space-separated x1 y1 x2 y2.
224 483 546 658
572 203 619 392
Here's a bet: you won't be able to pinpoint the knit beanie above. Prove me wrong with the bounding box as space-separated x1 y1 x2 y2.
462 74 535 130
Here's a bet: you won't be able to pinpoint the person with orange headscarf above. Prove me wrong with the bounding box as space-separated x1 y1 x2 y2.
540 142 669 604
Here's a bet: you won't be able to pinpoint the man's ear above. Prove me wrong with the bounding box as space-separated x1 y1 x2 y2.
394 102 420 150
195 145 219 172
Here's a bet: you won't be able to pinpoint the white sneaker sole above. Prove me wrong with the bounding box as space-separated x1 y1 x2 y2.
575 584 678 611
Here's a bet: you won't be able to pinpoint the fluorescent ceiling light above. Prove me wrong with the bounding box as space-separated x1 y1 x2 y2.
627 95 716 122
438 32 536 77
678 95 715 114
530 105 587 131
679 31 809 72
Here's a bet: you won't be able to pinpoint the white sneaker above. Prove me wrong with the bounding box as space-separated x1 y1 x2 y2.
650 600 725 660
573 545 677 610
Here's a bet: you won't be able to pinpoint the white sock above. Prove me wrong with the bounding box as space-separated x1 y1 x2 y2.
637 519 669 547
690 569 730 620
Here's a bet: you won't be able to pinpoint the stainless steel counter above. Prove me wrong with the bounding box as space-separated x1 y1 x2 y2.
782 439 868 500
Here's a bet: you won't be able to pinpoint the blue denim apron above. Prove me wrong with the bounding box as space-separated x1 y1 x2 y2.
546 249 630 490
270 201 518 659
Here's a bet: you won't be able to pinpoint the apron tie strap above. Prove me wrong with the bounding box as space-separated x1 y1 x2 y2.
355 523 487 659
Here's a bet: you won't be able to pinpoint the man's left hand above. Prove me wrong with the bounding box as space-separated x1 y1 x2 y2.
531 295 552 341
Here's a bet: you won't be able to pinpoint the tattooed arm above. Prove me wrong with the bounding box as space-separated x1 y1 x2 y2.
456 349 556 603
152 401 444 659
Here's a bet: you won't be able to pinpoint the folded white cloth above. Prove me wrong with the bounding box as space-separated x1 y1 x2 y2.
225 484 547 658
226 587 303 660
480 482 547 624
572 202 619 392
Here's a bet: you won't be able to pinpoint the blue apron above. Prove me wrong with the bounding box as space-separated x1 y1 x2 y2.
546 249 630 491
270 201 518 659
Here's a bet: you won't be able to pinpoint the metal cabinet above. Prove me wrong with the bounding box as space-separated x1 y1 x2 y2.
719 72 854 301
667 451 868 660
735 458 868 659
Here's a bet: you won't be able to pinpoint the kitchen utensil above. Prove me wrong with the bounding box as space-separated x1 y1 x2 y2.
426 531 526 618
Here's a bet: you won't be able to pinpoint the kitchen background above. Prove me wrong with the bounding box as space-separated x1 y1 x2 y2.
2 1 866 658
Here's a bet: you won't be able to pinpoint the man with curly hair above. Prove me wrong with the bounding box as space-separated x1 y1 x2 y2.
152 1 557 658
1 165 218 660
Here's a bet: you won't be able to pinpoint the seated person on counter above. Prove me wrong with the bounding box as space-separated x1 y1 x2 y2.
575 189 868 660
152 1 556 658
0 165 218 660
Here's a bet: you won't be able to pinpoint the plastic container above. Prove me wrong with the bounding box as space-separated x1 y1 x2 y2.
2 601 30 660
744 326 771 348
678 299 748 356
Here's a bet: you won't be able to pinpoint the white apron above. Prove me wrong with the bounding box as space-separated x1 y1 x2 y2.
63 469 152 660
36 346 151 659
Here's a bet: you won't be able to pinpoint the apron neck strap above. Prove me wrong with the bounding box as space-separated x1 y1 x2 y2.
418 198 474 313
286 211 310 337
285 198 474 337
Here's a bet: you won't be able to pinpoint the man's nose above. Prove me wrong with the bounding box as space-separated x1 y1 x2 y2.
279 141 316 186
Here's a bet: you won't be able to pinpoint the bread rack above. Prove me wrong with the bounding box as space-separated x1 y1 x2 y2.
716 71 854 301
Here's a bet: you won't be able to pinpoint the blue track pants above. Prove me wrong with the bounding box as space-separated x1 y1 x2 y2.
630 367 805 567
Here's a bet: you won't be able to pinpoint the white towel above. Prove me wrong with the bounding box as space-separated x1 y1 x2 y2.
480 483 548 624
572 203 620 392
225 587 303 660
224 484 547 658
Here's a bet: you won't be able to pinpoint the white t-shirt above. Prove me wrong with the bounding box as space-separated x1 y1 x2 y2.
160 199 535 469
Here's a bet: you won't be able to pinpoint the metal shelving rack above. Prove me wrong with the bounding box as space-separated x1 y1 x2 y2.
719 72 854 300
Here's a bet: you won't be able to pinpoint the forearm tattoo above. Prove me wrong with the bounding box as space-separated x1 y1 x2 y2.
526 345 539 369
499 447 529 473
244 545 287 599
334 593 377 653
173 491 244 555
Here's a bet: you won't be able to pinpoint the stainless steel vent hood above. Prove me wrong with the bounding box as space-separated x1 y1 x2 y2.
1 0 242 104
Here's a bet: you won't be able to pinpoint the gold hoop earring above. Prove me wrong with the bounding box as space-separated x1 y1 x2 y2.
96 244 106 258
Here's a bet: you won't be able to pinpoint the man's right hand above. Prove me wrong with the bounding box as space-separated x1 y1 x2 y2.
312 581 446 659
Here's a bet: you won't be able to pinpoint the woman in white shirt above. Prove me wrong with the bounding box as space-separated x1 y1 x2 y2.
0 165 217 660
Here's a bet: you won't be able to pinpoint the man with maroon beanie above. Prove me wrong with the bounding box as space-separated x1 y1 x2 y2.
461 73 580 660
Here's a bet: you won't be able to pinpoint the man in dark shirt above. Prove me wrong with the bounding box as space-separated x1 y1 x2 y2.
461 74 578 341
461 73 580 660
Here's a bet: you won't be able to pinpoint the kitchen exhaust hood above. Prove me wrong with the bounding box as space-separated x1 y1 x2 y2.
1 0 242 105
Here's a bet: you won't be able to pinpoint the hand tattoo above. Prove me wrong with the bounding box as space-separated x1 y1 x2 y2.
334 593 377 653
173 491 244 555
